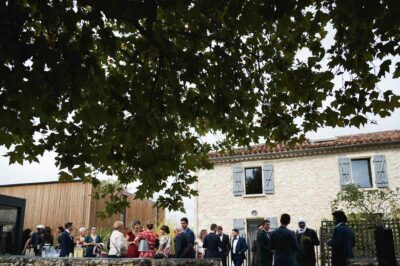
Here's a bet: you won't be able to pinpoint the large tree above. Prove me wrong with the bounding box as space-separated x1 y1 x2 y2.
1 0 400 214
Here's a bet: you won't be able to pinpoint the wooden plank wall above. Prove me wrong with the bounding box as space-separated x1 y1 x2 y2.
0 182 92 233
89 191 165 229
0 182 165 238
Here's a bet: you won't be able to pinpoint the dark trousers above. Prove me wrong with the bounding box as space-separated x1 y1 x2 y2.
232 254 244 266
221 255 228 266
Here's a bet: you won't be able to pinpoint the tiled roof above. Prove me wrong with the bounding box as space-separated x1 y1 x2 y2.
209 130 400 161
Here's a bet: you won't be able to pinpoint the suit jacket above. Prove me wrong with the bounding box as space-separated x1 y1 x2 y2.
59 231 74 257
174 233 189 258
231 236 248 261
328 223 355 266
203 232 221 259
270 226 299 266
257 229 273 266
220 233 231 257
183 228 195 258
295 228 320 262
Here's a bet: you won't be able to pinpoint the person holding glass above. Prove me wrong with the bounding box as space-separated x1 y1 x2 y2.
84 226 103 257
126 220 141 258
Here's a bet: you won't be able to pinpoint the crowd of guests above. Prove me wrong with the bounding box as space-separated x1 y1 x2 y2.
249 210 355 266
197 211 355 266
21 217 195 259
20 211 355 265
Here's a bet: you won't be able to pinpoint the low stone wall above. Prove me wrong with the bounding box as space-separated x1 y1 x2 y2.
0 256 220 266
348 258 400 266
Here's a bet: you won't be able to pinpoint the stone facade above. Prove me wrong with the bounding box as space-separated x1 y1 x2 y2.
195 146 400 234
0 257 220 266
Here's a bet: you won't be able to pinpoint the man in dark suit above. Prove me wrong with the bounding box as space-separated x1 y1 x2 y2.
217 225 231 266
270 213 299 266
31 225 44 255
296 218 320 266
231 228 248 266
59 222 74 257
257 219 273 266
174 227 190 258
328 211 355 266
181 217 195 258
203 223 221 259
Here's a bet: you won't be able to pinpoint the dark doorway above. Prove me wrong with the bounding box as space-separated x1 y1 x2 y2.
246 219 264 266
0 194 26 255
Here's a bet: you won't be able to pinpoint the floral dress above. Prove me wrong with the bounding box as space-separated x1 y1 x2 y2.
158 235 171 257
138 230 159 258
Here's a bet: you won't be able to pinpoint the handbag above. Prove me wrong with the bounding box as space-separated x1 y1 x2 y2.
138 239 149 252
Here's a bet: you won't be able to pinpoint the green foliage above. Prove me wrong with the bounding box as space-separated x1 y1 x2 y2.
1 1 400 215
93 180 130 219
96 227 112 252
331 184 400 222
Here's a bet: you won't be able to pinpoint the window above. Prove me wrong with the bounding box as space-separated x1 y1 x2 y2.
245 167 262 195
351 159 373 188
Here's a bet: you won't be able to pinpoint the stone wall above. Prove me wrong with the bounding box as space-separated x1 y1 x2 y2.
0 256 220 266
195 148 400 233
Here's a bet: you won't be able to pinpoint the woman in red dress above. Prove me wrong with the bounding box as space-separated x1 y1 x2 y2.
135 222 159 258
126 220 141 258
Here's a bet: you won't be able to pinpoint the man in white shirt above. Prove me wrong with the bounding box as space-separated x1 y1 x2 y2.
231 229 248 266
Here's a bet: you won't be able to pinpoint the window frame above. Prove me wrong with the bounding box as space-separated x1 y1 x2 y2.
243 166 264 196
350 158 373 189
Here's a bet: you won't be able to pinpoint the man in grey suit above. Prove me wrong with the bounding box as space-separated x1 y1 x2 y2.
270 213 299 266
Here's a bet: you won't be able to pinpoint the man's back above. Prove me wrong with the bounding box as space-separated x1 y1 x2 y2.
270 226 298 266
59 231 74 257
203 232 221 258
329 223 355 265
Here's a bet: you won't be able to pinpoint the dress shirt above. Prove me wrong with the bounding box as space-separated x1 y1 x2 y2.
232 238 238 254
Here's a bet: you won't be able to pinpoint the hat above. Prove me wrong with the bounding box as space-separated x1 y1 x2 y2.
36 225 45 229
298 218 306 224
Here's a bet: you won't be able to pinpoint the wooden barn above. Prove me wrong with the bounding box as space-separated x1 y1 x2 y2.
0 181 164 239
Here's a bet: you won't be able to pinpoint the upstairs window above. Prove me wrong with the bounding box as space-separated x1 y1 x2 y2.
351 159 373 188
245 167 262 195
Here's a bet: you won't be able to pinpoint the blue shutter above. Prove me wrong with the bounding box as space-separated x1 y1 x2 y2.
266 216 278 229
233 219 245 237
373 155 389 188
232 166 244 196
338 158 352 188
263 164 274 194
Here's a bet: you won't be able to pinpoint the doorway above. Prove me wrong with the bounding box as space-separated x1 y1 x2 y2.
246 219 264 266
0 194 26 255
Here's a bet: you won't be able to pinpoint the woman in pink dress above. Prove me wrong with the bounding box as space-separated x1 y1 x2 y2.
126 220 140 258
135 222 159 258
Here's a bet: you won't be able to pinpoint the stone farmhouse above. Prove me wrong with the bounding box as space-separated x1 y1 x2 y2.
195 130 400 238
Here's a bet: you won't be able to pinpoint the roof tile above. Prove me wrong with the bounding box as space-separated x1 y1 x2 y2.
209 130 400 159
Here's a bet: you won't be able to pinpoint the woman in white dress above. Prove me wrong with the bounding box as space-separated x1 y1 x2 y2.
195 229 207 258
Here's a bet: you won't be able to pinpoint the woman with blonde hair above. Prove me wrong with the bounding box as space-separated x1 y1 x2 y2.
108 221 128 258
195 229 207 258
76 227 87 246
